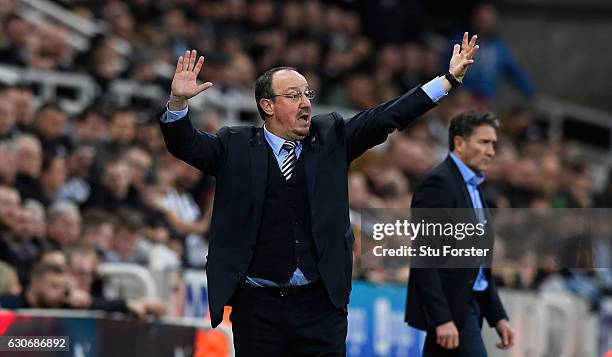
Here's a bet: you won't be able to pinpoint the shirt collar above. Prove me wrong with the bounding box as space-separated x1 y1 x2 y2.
263 125 302 155
449 152 485 186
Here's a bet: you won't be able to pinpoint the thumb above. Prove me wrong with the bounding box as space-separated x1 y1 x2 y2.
197 82 213 94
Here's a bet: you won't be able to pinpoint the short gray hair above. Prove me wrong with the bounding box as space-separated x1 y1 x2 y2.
47 201 80 224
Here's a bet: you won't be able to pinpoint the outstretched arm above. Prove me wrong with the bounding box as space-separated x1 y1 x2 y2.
159 50 224 176
344 32 479 162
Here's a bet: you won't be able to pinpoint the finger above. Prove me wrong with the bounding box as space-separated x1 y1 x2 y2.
469 45 480 58
196 82 213 94
452 334 459 349
175 56 183 74
462 32 468 49
502 329 509 346
469 35 478 48
437 334 446 348
444 335 452 349
188 50 197 71
508 329 515 347
193 56 204 76
183 50 190 71
440 336 449 349
452 43 460 57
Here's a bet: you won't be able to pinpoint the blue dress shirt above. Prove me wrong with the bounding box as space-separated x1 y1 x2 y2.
449 153 489 292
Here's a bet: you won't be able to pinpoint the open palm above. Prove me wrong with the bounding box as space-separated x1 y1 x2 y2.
171 50 213 100
449 32 479 82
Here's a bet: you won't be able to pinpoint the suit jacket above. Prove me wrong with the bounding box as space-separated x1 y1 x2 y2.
405 156 508 331
160 86 436 327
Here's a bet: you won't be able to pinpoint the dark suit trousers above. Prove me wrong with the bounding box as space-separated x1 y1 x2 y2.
422 298 488 357
230 281 348 357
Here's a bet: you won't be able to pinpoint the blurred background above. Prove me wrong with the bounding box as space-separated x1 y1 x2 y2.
0 0 610 356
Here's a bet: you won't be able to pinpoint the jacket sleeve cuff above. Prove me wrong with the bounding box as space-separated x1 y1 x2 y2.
162 103 189 123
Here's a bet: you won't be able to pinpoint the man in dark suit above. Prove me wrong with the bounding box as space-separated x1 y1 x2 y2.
405 111 515 356
160 32 479 356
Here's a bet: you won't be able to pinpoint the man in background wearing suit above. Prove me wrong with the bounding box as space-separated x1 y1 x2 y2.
406 111 515 356
160 32 478 356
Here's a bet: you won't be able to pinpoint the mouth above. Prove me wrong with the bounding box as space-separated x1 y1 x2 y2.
297 113 311 124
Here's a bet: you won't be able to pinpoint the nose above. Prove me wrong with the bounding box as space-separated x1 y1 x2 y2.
300 95 311 108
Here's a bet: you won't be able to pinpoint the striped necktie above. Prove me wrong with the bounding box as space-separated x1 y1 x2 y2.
281 141 298 180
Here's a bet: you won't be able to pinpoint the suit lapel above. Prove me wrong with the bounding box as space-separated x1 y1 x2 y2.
445 156 474 209
477 186 492 220
302 132 320 205
249 126 268 234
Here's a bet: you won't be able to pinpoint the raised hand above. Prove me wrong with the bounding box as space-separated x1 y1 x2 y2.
448 32 479 82
169 50 213 110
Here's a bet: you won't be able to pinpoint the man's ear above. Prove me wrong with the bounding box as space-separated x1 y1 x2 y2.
260 98 274 116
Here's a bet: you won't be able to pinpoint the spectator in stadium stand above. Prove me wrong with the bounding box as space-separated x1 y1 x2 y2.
153 159 209 268
80 209 115 256
0 262 166 318
102 110 139 158
74 106 109 146
123 146 154 195
103 208 150 265
40 152 68 204
45 201 82 250
406 111 514 356
32 103 73 156
0 93 18 140
0 15 30 66
0 139 17 186
159 29 479 355
65 243 105 297
58 145 97 205
13 134 46 205
0 261 21 295
0 185 39 284
3 85 35 132
444 3 536 105
0 263 68 309
21 198 47 244
83 156 143 210
65 243 167 318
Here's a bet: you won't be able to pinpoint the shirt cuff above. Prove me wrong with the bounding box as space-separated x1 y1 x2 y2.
162 103 189 123
421 77 448 103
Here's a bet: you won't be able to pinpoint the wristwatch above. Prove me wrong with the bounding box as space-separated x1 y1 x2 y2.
444 72 462 88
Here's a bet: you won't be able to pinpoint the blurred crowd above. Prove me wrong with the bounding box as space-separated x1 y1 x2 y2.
0 0 609 317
